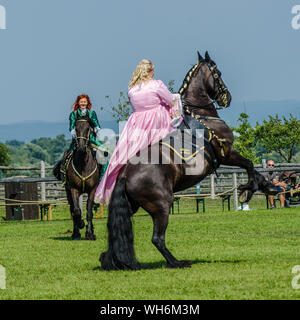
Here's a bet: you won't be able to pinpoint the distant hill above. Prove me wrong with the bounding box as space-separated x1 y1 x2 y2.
0 120 119 143
0 100 299 142
219 99 300 126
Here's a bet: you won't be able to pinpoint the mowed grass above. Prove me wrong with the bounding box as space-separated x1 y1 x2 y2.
0 198 300 300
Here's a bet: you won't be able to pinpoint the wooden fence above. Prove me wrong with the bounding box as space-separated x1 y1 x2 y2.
1 161 300 211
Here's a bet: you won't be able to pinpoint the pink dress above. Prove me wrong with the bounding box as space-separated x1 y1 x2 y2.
94 79 182 204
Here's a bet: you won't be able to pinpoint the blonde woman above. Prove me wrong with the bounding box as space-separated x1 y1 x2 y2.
94 59 182 204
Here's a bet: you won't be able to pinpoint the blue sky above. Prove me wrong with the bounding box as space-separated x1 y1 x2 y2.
0 0 299 124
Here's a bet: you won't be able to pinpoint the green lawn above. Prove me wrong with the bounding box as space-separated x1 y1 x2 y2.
0 198 300 300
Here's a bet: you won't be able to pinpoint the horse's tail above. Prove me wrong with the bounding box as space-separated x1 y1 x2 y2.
100 177 140 270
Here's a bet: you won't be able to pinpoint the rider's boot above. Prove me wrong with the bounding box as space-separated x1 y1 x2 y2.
53 151 69 181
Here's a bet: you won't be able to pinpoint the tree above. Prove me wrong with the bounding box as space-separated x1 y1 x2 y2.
31 134 71 164
255 114 300 163
101 92 132 123
231 113 259 163
0 143 10 166
6 140 25 147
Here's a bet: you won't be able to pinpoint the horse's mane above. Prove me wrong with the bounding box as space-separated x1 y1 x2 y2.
178 62 200 95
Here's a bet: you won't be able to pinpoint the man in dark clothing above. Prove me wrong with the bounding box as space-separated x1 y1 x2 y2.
262 160 287 209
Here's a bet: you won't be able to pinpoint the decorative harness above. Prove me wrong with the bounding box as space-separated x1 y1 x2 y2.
178 61 230 158
71 119 98 192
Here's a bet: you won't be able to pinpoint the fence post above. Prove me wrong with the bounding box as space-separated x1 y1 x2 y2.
262 159 266 168
233 172 238 211
210 174 216 199
40 161 46 202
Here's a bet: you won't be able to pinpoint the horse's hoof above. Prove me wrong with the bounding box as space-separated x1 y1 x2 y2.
238 190 248 203
85 232 96 241
167 260 192 269
72 234 81 240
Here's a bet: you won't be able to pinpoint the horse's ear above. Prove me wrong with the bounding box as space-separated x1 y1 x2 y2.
205 51 211 62
197 51 204 62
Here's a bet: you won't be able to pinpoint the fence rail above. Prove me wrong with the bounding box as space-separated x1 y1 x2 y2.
1 160 300 211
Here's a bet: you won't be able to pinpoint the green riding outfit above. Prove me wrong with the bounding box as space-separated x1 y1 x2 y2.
68 109 107 153
53 108 108 182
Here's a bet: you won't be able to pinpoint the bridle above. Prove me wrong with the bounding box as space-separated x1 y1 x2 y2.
182 61 230 111
180 61 229 158
72 118 98 192
74 119 91 151
206 62 230 109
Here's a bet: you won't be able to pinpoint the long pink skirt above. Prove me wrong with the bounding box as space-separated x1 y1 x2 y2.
94 105 177 204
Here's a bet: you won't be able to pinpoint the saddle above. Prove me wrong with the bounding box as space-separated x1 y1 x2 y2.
53 150 74 187
159 115 219 168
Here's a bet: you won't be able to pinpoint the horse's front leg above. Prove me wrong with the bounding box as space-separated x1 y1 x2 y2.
71 188 85 240
221 148 278 202
221 148 256 190
85 189 96 241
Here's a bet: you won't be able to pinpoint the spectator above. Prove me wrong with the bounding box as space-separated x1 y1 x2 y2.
278 170 299 199
262 160 288 209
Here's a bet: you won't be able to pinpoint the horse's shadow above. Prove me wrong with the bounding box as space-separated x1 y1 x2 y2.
51 236 74 241
93 258 245 271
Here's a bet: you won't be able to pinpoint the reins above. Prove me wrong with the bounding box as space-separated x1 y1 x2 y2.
182 105 227 157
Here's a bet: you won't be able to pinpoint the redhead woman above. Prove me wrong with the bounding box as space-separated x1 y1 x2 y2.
53 94 108 182
94 59 182 204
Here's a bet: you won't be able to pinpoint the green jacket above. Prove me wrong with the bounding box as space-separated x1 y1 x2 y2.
69 109 100 132
68 109 107 152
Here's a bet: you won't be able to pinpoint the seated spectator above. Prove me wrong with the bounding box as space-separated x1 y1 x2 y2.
278 170 299 199
262 160 288 209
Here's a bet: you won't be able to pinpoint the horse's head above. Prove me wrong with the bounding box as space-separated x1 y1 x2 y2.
74 114 95 153
180 51 232 109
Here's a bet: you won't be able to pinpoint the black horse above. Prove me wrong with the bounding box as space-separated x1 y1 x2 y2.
64 115 101 240
100 51 278 270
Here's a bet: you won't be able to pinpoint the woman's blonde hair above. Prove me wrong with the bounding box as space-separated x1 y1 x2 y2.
129 59 154 88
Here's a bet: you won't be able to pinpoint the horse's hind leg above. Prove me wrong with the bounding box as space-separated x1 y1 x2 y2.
85 189 96 241
150 205 192 269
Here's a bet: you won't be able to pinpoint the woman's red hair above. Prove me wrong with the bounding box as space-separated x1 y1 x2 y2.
72 94 92 111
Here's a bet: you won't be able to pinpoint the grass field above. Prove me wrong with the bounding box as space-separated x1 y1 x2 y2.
0 197 300 300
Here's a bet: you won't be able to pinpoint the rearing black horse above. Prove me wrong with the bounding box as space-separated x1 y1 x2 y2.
100 51 278 270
